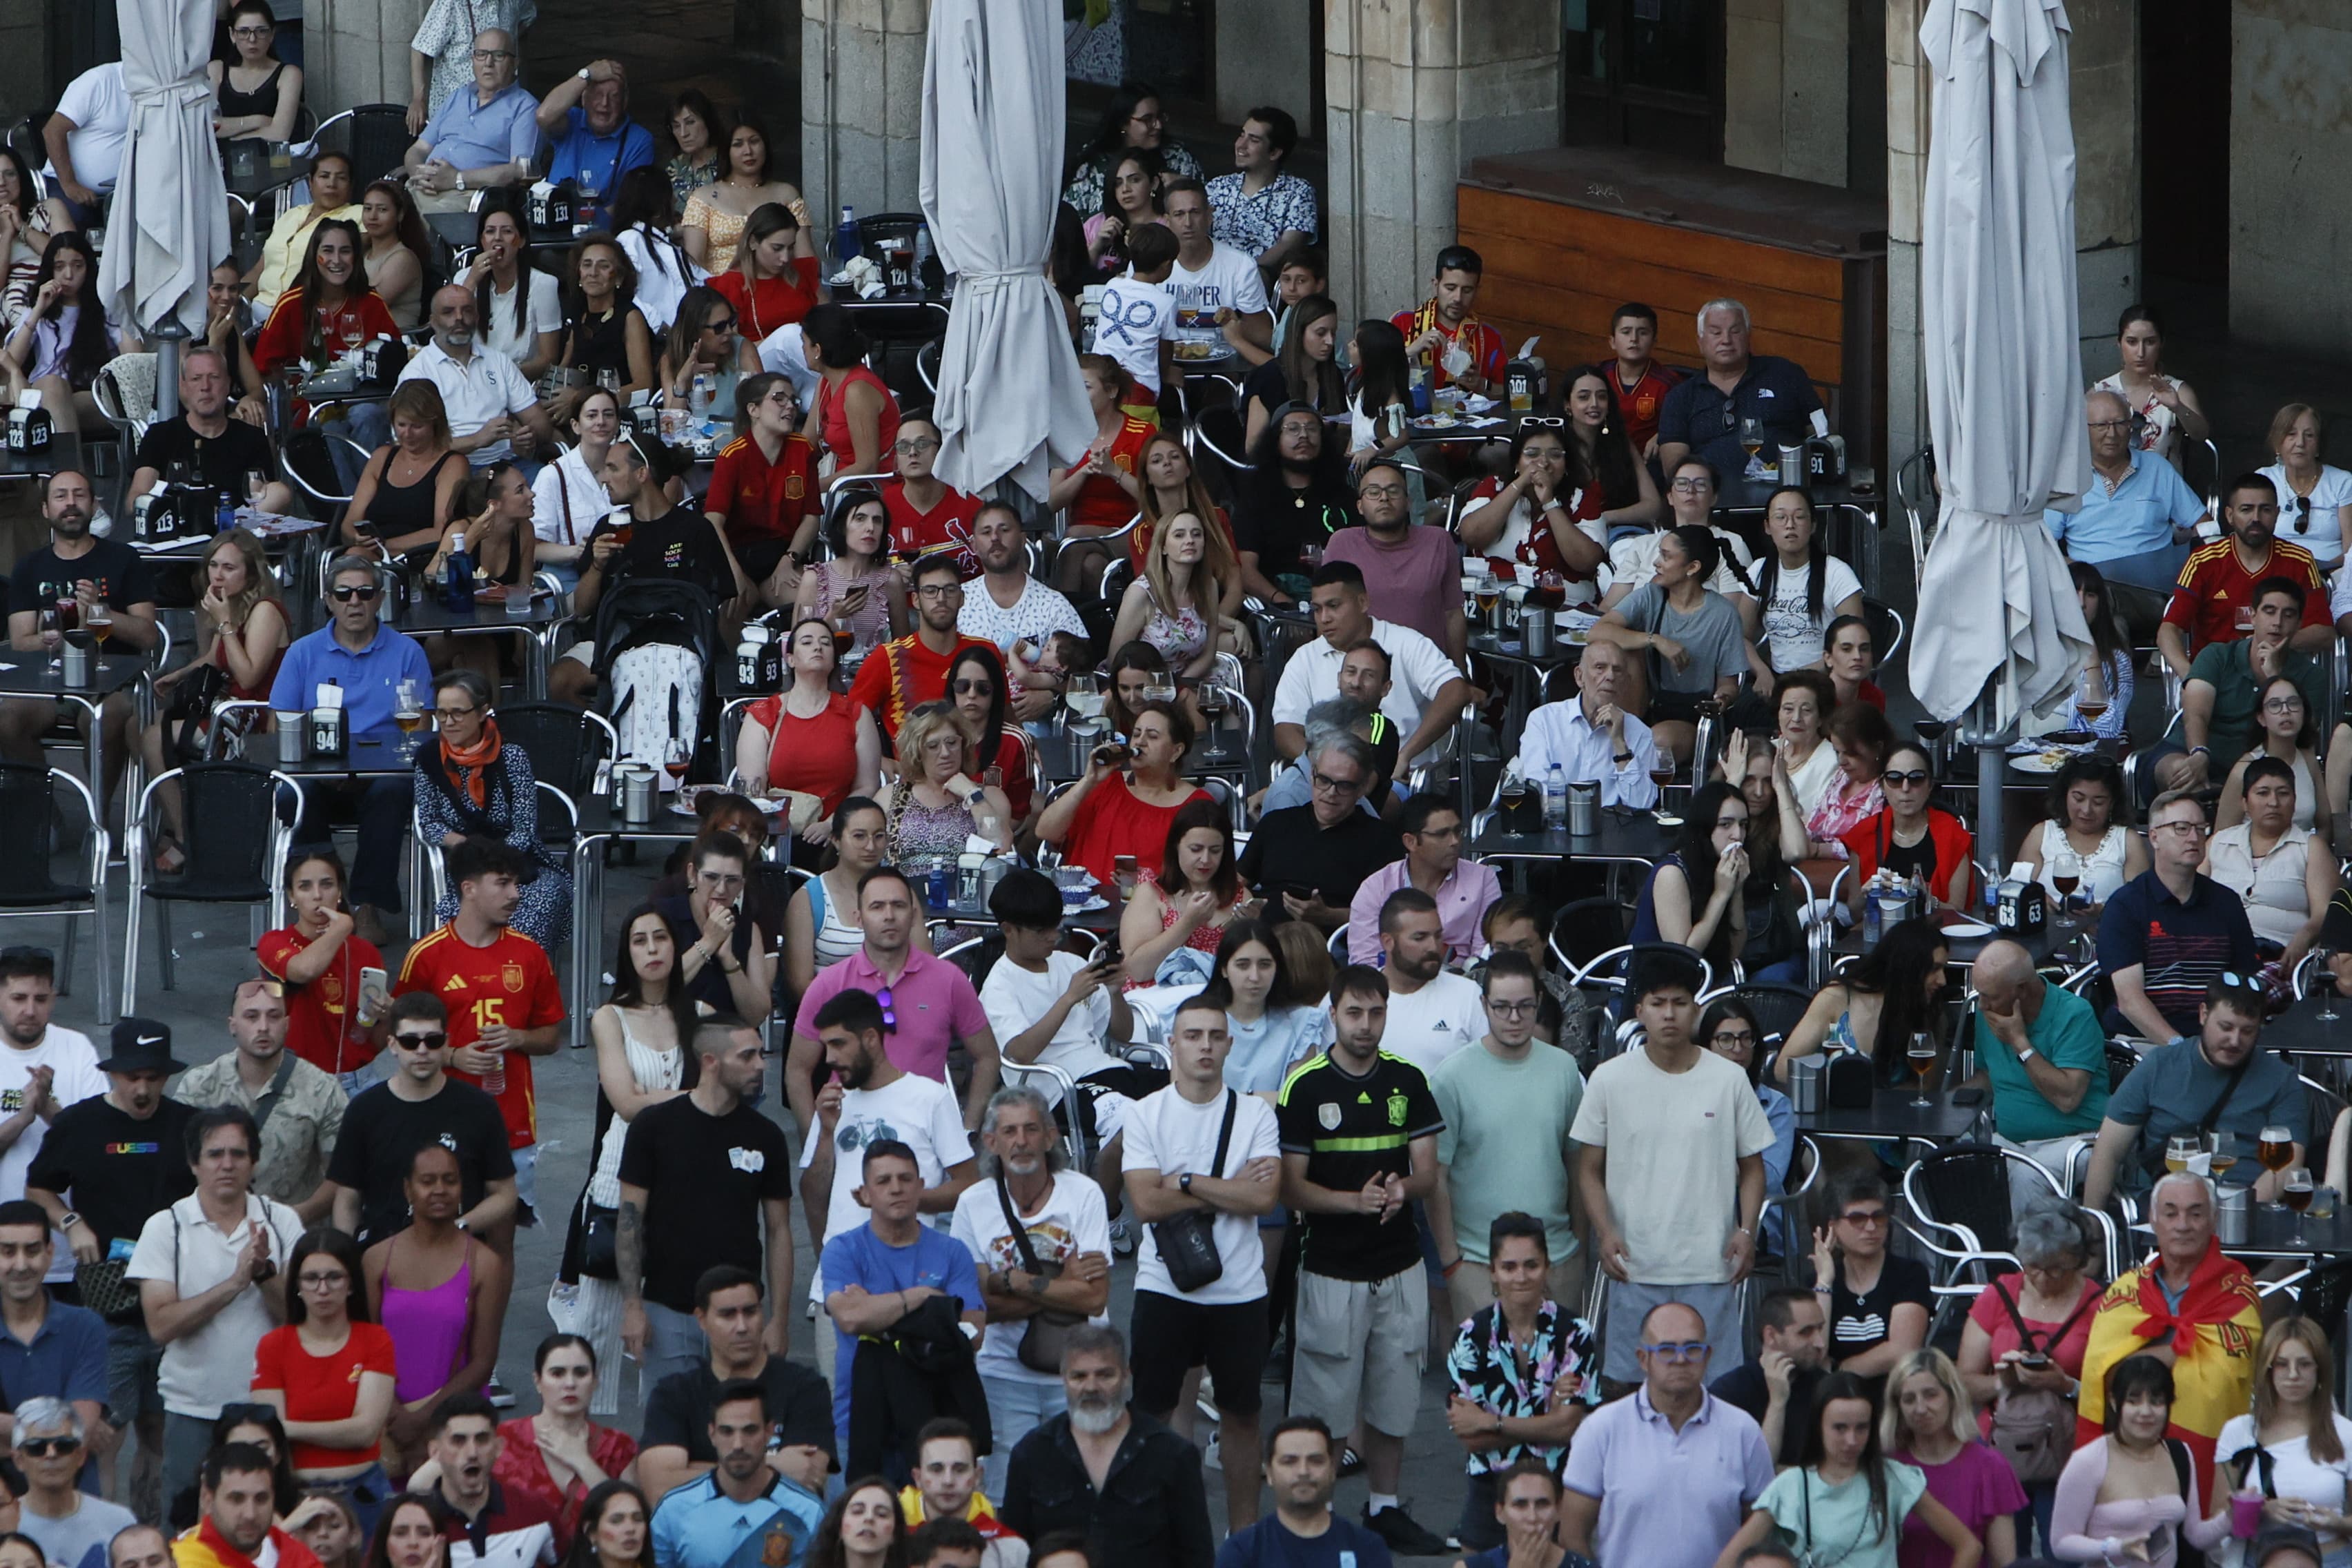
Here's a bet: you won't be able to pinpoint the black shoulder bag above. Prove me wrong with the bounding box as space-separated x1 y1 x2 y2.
1151 1090 1238 1295
2137 1052 2253 1182
996 1176 1087 1373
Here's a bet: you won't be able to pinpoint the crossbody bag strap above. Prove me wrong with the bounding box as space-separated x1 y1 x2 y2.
1207 1088 1239 1178
2196 1055 2255 1138
249 1052 298 1136
995 1173 1044 1274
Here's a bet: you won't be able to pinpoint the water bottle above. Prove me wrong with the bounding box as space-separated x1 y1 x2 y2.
689 371 714 420
1542 763 1567 832
443 530 476 613
481 1054 506 1096
1863 875 1884 950
214 491 237 534
832 205 863 271
912 222 934 286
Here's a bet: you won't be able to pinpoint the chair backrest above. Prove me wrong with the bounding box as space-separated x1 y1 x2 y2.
497 701 611 799
170 763 282 899
939 932 1003 993
1548 896 1631 974
1861 596 1906 670
95 353 157 432
314 104 415 185
0 765 77 901
1908 1143 2020 1257
280 427 354 515
2104 1037 2143 1094
1727 983 1816 1050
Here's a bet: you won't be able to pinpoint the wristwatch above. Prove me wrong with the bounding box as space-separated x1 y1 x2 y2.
2016 1047 2038 1064
1179 1173 1194 1196
455 170 466 192
57 1211 81 1233
578 66 593 81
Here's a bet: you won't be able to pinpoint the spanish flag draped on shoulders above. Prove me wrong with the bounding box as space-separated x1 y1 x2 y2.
173 1514 326 1568
2074 1233 2261 1490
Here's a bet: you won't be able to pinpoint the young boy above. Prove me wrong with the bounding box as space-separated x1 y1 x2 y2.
1089 222 1181 404
1605 301 1684 459
1270 247 1327 355
1471 894 1600 1050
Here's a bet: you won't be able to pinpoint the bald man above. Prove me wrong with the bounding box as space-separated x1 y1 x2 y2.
1970 939 2109 1206
393 285 552 468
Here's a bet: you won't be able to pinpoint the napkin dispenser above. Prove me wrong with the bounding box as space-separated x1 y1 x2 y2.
1995 864 2048 936
529 179 577 232
6 392 52 455
306 684 348 759
1825 1050 1876 1110
1787 1055 1825 1114
358 335 407 387
1807 433 1849 489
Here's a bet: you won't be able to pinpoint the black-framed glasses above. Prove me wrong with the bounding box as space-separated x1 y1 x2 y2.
1488 999 1538 1017
433 705 480 720
390 1030 447 1051
1311 771 1364 795
329 584 382 602
1711 1029 1758 1048
1881 770 1930 787
1358 482 1406 500
472 48 515 61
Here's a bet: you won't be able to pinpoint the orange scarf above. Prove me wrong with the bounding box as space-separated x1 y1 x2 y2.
441 716 503 809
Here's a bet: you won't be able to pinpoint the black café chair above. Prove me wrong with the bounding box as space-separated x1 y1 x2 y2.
0 764 110 1017
309 104 415 184
121 762 291 1014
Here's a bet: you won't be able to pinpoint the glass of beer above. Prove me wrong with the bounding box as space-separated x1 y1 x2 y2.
2165 1135 2199 1176
2260 1125 2297 1209
1907 1031 1938 1109
2284 1166 2315 1245
2207 1131 2242 1186
84 603 112 651
393 680 425 760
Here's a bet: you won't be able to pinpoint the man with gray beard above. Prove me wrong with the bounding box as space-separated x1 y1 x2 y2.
1000 1326 1211 1568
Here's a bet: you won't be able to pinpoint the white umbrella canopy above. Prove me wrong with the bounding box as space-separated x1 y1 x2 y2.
1910 0 2093 727
98 0 232 345
921 0 1097 502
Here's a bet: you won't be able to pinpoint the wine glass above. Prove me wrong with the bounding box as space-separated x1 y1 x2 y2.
391 680 424 760
1907 1031 1938 1109
2260 1126 2297 1210
37 609 59 676
1650 757 1680 827
335 310 360 351
665 739 692 792
244 469 271 512
2207 1130 2242 1187
83 602 112 652
2284 1166 2315 1246
2075 664 2110 728
2049 852 2081 933
2164 1134 2200 1176
2315 945 2340 1023
1196 683 1230 761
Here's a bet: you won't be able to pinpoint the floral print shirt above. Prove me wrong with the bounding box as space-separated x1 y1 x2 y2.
1444 1300 1602 1477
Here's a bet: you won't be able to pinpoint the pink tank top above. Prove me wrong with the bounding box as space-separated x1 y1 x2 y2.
382 1235 473 1402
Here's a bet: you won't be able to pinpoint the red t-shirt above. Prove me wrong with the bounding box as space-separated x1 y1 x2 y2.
1609 360 1685 455
1063 775 1211 888
708 257 821 341
745 689 863 814
393 923 566 1148
251 1320 398 1470
1064 416 1154 533
847 631 999 741
1387 307 1507 391
707 431 820 548
253 288 402 379
883 480 984 578
2162 537 2328 654
1464 476 1605 583
257 924 385 1079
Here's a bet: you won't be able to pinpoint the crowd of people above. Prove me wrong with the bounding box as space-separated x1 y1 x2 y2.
14 19 2352 1568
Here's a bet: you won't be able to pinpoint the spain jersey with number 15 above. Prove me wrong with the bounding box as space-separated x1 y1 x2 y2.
395 924 565 1149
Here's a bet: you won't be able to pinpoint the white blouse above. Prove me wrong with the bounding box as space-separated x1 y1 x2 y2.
2259 462 2352 570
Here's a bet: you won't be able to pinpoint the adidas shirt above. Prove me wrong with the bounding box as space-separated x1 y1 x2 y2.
1276 1050 1442 1282
395 924 566 1150
1377 972 1487 1079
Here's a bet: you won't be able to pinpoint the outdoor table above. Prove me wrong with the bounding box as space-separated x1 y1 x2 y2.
567 794 706 1046
395 589 565 699
2252 994 2352 1064
241 729 416 779
1468 813 1675 894
917 881 1123 940
2215 1199 2352 1262
1794 1088 1988 1154
0 432 84 482
1829 916 2076 971
0 649 147 819
223 146 313 204
1032 724 1252 785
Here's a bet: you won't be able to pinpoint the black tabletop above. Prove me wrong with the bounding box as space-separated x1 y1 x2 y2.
574 796 709 841
1832 917 2076 969
2252 996 2352 1061
1467 630 1587 668
0 649 146 698
2224 1201 2352 1257
1796 1090 1986 1145
0 431 84 478
222 149 313 200
1033 727 1252 784
1469 814 1676 865
242 730 416 778
1718 476 1877 512
396 591 565 634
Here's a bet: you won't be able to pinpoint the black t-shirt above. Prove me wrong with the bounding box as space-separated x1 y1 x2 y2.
1275 1051 1443 1281
1236 803 1404 918
1881 831 1937 889
651 895 757 1016
616 1094 794 1313
641 1358 836 1467
132 415 279 495
590 504 735 602
24 1097 199 1253
1709 1359 1825 1466
8 539 157 619
1233 474 1355 582
324 1080 518 1243
1830 1255 1933 1372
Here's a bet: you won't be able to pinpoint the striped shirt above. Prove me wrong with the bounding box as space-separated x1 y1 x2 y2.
2095 870 2258 1039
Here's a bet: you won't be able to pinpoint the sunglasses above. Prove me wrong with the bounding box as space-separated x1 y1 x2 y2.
706 317 738 333
329 584 382 602
17 1436 81 1457
950 679 993 696
874 987 898 1032
1839 1208 1890 1226
1881 770 1930 787
236 976 284 1000
1640 1342 1709 1363
2292 495 2311 532
391 1031 447 1052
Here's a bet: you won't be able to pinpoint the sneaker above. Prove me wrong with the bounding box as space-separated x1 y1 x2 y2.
1363 1506 1450 1558
1108 1217 1136 1257
484 1375 518 1409
1337 1445 1364 1478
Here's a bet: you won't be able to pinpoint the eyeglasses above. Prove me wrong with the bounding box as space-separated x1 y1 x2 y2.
705 316 737 333
16 1437 81 1458
1881 770 1930 787
950 679 993 696
2264 696 2306 712
433 705 480 720
1488 999 1538 1017
297 1271 349 1291
2152 819 2210 837
1521 416 1567 430
329 584 382 602
2291 495 2312 532
231 24 271 36
391 1031 447 1052
1712 1030 1758 1048
472 48 515 61
894 438 941 454
1358 483 1405 500
1839 1208 1890 1226
1669 478 1714 493
1311 772 1364 795
874 986 898 1032
2087 419 2130 432
916 583 963 601
696 870 745 889
1640 1342 1709 1363
1128 111 1164 126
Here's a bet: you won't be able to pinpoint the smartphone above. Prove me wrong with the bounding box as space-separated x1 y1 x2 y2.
1092 943 1122 971
2018 1352 2050 1369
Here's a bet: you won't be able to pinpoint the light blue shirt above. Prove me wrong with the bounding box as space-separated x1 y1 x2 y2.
545 106 656 207
267 622 433 734
420 80 542 175
2044 449 2205 562
650 1472 825 1568
1562 1388 1775 1568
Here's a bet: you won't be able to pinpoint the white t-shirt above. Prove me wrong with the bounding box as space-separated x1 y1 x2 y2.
1121 1086 1280 1305
531 442 611 547
1569 1047 1774 1285
618 226 706 333
43 66 128 195
1378 972 1488 1077
2259 462 2352 571
126 1193 302 1418
0 1030 106 1283
949 1170 1112 1385
979 952 1114 1106
1607 527 1756 602
2213 1412 2352 1528
396 342 539 464
480 271 562 371
958 577 1088 658
1746 554 1864 673
798 1072 974 1299
1270 618 1464 767
1165 243 1268 356
1090 273 1177 395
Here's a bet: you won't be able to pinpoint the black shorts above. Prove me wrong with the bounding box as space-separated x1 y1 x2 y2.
1129 1291 1269 1418
1648 688 1706 725
735 536 796 583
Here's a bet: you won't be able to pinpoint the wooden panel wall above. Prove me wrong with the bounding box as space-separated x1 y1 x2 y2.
1456 183 1849 406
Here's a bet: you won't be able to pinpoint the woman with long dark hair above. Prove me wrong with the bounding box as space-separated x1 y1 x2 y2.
0 144 54 329
1808 700 1897 858
807 1480 905 1568
1701 996 1796 1197
2049 1356 2228 1568
1713 731 1809 984
1837 741 1979 914
1210 916 1329 1095
209 0 304 144
680 112 809 275
253 1228 396 1536
609 166 701 334
558 1479 658 1568
490 1340 638 1554
1562 362 1663 532
551 233 655 421
1 231 123 436
1630 780 1750 972
801 302 900 477
1062 81 1204 211
362 1495 444 1568
946 643 1035 830
708 202 822 346
467 205 561 379
1243 293 1343 449
2017 753 2145 914
1776 917 1951 1089
356 180 429 332
1344 317 1414 479
1458 420 1606 602
1119 796 1251 986
656 284 757 415
2039 561 2135 749
1084 146 1167 277
793 489 902 660
2215 675 2324 839
2091 303 2208 469
1745 487 1865 695
254 219 395 378
144 528 289 870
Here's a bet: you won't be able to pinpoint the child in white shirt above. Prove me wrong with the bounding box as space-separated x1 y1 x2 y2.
1088 223 1179 398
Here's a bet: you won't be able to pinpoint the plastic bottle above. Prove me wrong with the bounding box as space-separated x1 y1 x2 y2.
1542 763 1567 832
689 371 714 420
215 491 237 534
833 205 863 271
481 1053 506 1096
1863 874 1884 950
444 530 476 613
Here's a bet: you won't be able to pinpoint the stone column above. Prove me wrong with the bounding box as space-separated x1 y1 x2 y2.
800 0 930 239
1322 0 1561 322
1883 0 1930 602
2068 0 2140 380
1725 0 1851 186
2229 1 2352 357
306 0 432 124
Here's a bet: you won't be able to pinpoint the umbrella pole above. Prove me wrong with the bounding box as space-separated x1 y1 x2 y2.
150 317 190 420
1965 676 2015 898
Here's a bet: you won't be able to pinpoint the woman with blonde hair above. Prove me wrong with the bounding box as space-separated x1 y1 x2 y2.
344 379 467 558
1108 509 1236 703
1883 1347 2025 1568
144 527 290 870
1134 428 1235 580
2212 1317 2352 1566
2260 403 2352 571
878 700 1013 874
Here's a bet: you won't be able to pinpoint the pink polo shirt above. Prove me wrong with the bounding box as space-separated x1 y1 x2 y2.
793 948 990 1084
1346 856 1504 966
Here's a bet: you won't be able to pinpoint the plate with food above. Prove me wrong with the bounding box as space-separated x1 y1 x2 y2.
2009 748 2073 775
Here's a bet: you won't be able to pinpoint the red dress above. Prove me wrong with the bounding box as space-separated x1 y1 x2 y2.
709 257 821 342
489 1416 638 1557
815 365 901 470
746 689 863 814
1061 775 1210 888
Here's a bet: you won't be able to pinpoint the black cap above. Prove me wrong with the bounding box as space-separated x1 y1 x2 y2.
99 1018 186 1075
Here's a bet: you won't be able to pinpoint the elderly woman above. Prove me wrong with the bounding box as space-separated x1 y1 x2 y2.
2205 753 2335 966
413 669 571 948
1810 700 1897 859
2018 754 2146 916
1037 699 1208 890
2260 404 2352 571
1958 1198 2104 1557
879 700 1014 874
1770 667 1843 819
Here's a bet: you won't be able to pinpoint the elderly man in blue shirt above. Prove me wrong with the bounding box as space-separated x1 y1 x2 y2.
398 28 540 213
268 555 433 943
1654 299 1825 483
2044 389 2208 594
533 59 654 228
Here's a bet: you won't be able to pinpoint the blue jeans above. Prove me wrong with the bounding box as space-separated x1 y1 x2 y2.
977 1372 1066 1498
640 1300 705 1389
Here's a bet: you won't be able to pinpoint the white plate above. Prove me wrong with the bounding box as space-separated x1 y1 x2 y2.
1939 919 1996 938
2009 751 2071 774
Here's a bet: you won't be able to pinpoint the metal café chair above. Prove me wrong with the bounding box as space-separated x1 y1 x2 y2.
0 765 110 1020
121 762 297 1015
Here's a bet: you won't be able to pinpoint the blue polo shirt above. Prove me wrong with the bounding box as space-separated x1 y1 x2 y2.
1655 354 1823 480
545 106 655 213
819 1222 981 1448
2044 450 2206 563
649 1471 824 1568
2095 870 2258 1038
0 1298 110 1492
421 81 541 175
267 621 433 734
